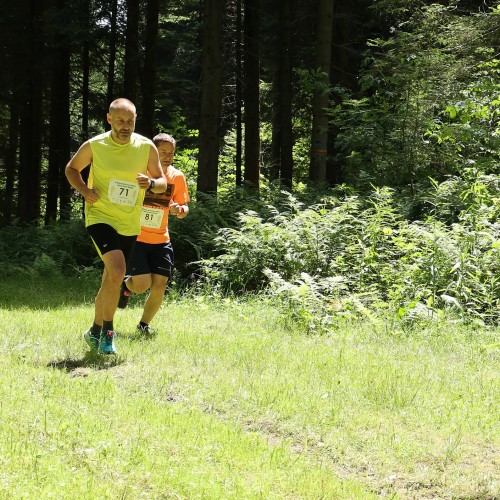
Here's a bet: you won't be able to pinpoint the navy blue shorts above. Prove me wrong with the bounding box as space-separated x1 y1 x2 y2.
87 223 137 264
128 241 174 279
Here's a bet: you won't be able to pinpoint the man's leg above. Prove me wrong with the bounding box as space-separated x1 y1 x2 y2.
140 274 169 325
125 273 152 295
99 249 127 324
118 241 150 309
85 224 136 353
92 249 126 354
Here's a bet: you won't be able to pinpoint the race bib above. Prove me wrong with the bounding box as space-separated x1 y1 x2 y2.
108 178 139 206
141 206 164 228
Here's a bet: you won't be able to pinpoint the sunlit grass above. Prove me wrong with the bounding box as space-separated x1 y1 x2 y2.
0 277 498 498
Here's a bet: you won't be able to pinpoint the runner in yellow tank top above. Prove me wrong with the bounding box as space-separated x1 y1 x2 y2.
65 98 167 354
85 130 153 235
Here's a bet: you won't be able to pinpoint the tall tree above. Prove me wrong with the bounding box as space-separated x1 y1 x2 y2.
124 0 140 102
0 4 22 224
79 0 94 217
46 0 72 223
106 0 119 106
17 0 46 222
270 0 293 186
309 0 334 183
81 0 91 141
197 0 224 195
243 0 261 189
326 0 366 185
140 0 160 138
235 0 243 187
4 93 20 225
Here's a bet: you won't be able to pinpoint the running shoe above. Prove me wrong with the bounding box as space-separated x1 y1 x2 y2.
99 330 117 355
118 279 132 309
84 328 100 351
137 324 156 336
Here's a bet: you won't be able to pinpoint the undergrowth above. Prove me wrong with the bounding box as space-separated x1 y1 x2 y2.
3 175 500 331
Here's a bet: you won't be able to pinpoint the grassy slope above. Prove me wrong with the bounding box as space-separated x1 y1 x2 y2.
0 275 498 498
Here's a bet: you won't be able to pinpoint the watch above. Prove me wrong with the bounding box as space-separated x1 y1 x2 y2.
149 179 155 191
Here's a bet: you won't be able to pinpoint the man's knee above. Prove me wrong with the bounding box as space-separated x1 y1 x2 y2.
150 276 168 296
103 251 127 284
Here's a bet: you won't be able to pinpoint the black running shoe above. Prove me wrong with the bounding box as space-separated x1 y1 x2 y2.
137 324 155 336
118 279 132 309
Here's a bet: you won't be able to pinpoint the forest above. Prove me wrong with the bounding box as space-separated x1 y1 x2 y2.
1 3 499 496
1 0 500 323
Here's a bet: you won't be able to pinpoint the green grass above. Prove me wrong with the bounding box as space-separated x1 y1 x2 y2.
0 276 498 498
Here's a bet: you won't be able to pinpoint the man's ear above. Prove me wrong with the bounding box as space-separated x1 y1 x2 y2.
106 113 112 124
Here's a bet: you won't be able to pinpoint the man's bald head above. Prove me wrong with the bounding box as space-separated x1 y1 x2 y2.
109 98 136 115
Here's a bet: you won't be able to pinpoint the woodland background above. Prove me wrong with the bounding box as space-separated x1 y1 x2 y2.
2 0 500 323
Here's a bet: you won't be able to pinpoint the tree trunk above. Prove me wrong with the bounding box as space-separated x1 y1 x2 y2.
106 0 118 107
243 0 261 190
81 0 91 141
18 0 45 223
278 0 293 187
235 0 243 187
1 9 23 225
124 0 140 102
197 0 224 195
309 0 334 183
79 0 92 215
4 91 20 225
46 0 71 223
327 0 365 185
270 71 280 181
140 0 160 138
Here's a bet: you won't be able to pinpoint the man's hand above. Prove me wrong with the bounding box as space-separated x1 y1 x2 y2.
170 202 188 218
169 202 181 215
137 173 151 189
84 187 99 204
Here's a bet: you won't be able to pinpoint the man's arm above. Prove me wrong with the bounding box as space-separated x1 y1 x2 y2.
65 142 99 204
169 172 190 219
146 144 167 193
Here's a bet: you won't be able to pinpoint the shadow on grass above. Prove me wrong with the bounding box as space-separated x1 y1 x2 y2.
47 352 125 373
125 330 158 342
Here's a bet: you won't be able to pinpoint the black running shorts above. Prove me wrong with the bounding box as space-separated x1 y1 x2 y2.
128 241 174 279
87 223 137 264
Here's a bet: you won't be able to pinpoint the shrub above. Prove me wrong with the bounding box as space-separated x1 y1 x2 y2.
199 182 500 327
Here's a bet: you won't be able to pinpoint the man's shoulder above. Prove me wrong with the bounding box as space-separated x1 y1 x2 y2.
131 133 154 147
88 131 110 144
166 165 186 180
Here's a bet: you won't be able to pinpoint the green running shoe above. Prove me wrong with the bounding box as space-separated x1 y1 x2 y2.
98 330 117 355
84 328 100 351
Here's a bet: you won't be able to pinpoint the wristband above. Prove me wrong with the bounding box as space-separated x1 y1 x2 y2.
149 179 155 191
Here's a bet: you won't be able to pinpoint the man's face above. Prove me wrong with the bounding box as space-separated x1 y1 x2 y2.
107 107 136 144
157 141 175 169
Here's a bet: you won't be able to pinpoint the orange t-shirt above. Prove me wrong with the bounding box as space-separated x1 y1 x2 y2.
137 165 190 244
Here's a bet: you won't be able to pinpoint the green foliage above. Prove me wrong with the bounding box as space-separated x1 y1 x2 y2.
198 181 500 330
6 174 500 329
333 4 500 187
0 219 96 277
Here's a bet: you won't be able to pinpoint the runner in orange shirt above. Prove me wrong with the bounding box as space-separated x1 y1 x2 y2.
117 133 190 334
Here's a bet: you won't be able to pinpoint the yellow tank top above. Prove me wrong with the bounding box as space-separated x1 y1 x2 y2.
85 131 153 236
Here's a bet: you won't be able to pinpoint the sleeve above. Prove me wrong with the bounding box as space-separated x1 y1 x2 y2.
173 171 190 205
